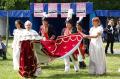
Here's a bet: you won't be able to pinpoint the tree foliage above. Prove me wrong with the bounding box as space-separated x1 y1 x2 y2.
0 0 30 10
88 0 120 10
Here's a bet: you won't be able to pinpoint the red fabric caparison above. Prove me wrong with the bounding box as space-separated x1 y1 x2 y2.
19 40 37 78
40 33 84 58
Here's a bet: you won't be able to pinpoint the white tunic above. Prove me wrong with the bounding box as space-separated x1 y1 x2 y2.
20 29 42 41
89 25 106 75
12 29 24 70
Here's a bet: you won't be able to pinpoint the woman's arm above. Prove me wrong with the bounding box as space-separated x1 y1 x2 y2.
84 32 101 39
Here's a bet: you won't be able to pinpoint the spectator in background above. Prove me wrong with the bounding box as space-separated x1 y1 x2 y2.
105 19 116 54
116 18 120 42
0 35 7 60
0 35 2 56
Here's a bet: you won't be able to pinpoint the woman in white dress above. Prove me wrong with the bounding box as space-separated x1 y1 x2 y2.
85 17 106 75
12 20 24 70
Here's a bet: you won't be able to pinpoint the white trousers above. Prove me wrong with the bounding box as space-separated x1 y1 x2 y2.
77 48 84 62
64 56 79 72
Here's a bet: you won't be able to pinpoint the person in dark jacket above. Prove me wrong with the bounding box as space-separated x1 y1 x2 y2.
105 19 116 54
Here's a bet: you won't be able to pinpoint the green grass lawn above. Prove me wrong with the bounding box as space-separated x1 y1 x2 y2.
0 40 120 79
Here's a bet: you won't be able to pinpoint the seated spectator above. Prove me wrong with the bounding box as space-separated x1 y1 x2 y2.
0 35 7 60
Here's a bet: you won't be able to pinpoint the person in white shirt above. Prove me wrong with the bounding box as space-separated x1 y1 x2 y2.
12 20 24 70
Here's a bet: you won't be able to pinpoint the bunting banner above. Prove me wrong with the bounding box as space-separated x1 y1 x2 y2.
34 3 44 17
76 3 86 17
61 3 71 17
48 3 58 17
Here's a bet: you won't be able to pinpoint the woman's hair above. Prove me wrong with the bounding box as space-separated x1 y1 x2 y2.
24 20 32 28
42 17 49 22
15 20 24 28
66 19 73 26
92 17 101 25
77 22 82 26
76 22 82 31
108 19 114 26
117 19 120 25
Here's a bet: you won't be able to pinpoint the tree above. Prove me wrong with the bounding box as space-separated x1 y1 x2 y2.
88 0 120 10
0 0 15 10
0 0 30 10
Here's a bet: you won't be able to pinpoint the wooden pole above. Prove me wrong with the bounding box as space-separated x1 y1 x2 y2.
6 10 9 53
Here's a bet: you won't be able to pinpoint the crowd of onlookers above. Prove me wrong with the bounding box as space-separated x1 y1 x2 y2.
103 18 120 42
101 18 120 54
116 19 120 41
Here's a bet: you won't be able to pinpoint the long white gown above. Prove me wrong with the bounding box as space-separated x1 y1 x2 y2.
12 29 24 70
89 25 106 75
